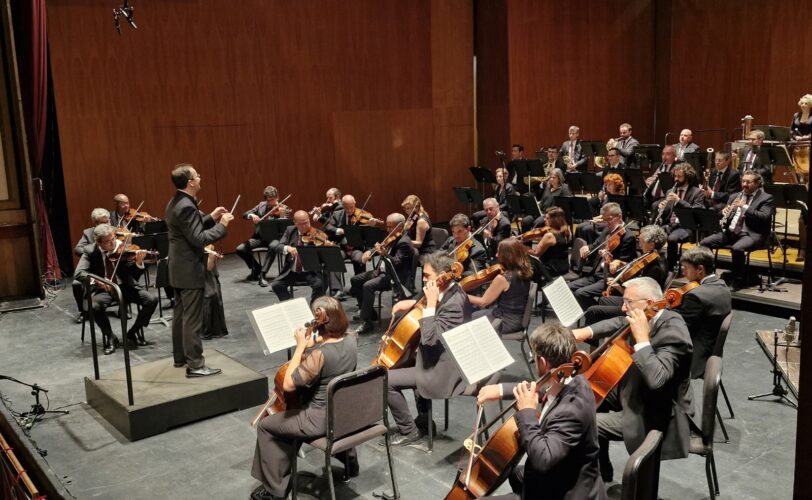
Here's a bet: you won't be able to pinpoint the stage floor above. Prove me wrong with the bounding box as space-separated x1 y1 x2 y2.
0 254 800 499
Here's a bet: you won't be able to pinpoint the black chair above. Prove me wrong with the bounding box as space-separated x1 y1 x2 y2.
562 237 588 281
713 312 734 442
498 281 539 378
430 227 449 249
621 429 664 500
292 365 399 500
712 243 773 287
689 355 723 499
375 246 420 324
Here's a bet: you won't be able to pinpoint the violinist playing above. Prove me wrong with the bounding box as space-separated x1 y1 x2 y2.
476 324 605 500
324 194 382 279
236 186 289 287
310 187 342 224
269 211 327 304
440 214 487 277
110 193 131 228
526 207 571 280
571 277 693 484
74 224 158 355
72 208 111 323
583 225 668 325
569 203 637 310
250 297 358 500
478 198 513 262
468 238 532 335
401 195 436 259
349 213 416 335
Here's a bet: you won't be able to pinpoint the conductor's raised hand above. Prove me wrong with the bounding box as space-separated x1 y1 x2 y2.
211 206 228 220
220 212 234 226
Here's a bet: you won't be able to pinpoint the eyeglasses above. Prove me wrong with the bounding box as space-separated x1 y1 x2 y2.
622 298 647 306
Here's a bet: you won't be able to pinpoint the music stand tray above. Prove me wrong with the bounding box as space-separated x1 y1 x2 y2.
342 225 365 249
258 219 292 242
580 174 603 194
470 166 497 184
623 169 645 194
143 221 168 235
363 226 387 248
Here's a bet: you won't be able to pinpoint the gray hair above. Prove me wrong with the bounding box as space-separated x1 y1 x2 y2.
90 208 110 223
639 225 667 249
624 277 663 300
568 125 580 134
387 212 406 225
483 197 498 208
93 223 115 242
550 168 566 185
601 202 622 218
424 250 456 274
750 129 766 140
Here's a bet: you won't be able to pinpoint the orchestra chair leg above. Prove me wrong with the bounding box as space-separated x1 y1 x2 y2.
444 399 449 431
719 380 734 418
716 409 729 443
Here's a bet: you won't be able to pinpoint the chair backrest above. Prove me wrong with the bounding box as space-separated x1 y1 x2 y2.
430 227 449 247
621 429 664 500
327 365 388 441
521 281 539 330
713 312 733 357
570 237 587 272
408 245 420 293
700 356 723 447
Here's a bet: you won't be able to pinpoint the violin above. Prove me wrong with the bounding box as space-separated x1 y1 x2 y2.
459 264 504 292
301 228 335 246
585 223 626 261
124 208 159 223
258 194 293 222
444 350 592 499
453 239 474 264
602 250 659 297
349 208 383 227
373 262 464 369
114 227 142 241
519 226 552 243
309 201 334 220
250 309 329 426
370 204 421 258
108 243 159 262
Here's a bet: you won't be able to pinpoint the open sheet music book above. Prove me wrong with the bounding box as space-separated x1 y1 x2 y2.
248 297 314 356
440 317 514 386
543 276 585 327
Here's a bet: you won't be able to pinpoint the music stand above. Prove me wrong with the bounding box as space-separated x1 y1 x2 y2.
673 207 722 244
453 187 484 215
506 195 523 220
143 220 167 235
581 141 608 173
633 144 662 170
764 145 793 166
296 246 347 289
765 183 806 287
342 225 366 249
608 195 647 224
362 226 387 248
470 166 497 198
623 169 645 195
566 172 602 195
757 125 792 142
517 195 541 222
682 152 704 176
555 196 593 224
258 218 293 242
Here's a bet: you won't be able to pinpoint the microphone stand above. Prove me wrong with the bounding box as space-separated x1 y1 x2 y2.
0 376 69 430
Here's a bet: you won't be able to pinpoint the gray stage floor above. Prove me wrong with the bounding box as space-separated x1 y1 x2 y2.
0 255 798 499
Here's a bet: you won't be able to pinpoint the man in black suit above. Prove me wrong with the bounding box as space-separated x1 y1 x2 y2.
644 145 678 209
703 151 741 210
324 194 383 296
441 214 488 277
74 224 158 355
654 164 706 270
350 213 416 334
677 246 732 379
738 129 772 184
560 125 588 173
478 198 512 262
672 128 701 161
699 170 774 290
235 186 289 287
269 210 326 304
615 123 640 166
311 187 342 225
386 251 472 446
569 203 637 310
109 193 130 228
72 208 111 323
573 277 693 483
477 324 606 500
166 164 233 377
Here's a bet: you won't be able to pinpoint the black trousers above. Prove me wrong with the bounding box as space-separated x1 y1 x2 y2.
666 225 692 271
72 279 85 312
270 271 325 304
236 238 282 276
349 270 389 321
88 285 158 338
387 367 430 435
699 230 765 280
172 288 205 369
568 274 604 310
584 295 624 324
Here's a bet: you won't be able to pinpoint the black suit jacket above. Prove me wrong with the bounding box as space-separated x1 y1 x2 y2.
495 183 515 212
725 188 774 240
165 191 227 290
324 207 346 240
74 244 144 288
74 227 95 257
588 226 637 271
673 142 700 161
504 375 606 500
676 276 732 378
480 214 512 260
382 234 416 290
657 185 705 225
275 225 323 280
415 283 472 399
738 146 772 184
706 168 741 209
590 309 693 459
441 236 488 277
644 162 677 204
243 201 272 238
616 136 640 165
560 140 588 173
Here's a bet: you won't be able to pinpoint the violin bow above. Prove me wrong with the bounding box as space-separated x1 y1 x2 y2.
585 222 626 260
107 232 134 282
360 193 372 212
258 193 291 221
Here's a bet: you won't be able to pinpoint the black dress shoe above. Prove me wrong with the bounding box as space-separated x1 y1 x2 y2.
103 337 116 355
203 331 229 340
258 276 269 287
354 321 375 335
415 418 437 436
390 429 421 446
174 361 186 368
246 272 260 282
333 290 348 301
250 485 285 500
75 312 85 324
135 331 153 346
186 366 222 378
125 333 140 350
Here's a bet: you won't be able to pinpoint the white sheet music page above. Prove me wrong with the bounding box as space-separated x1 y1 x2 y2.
441 317 514 385
248 297 314 355
543 276 585 327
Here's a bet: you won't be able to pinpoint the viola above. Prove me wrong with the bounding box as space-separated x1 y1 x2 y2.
370 204 421 258
459 264 504 292
585 223 626 262
350 208 383 227
108 243 159 262
250 308 329 426
301 228 335 246
602 250 659 297
373 262 463 369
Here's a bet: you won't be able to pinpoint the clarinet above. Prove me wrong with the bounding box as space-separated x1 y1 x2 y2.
653 186 675 225
719 192 745 229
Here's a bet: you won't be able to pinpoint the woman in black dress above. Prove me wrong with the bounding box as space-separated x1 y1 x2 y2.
791 94 812 184
521 168 572 229
402 194 435 258
528 207 571 280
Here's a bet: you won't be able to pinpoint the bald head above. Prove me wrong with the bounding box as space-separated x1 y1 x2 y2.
679 129 693 145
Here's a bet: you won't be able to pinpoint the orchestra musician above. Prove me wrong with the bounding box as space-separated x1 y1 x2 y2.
349 213 416 335
672 128 700 161
569 203 637 310
401 195 436 258
596 147 623 177
738 129 772 184
310 187 342 224
468 238 532 334
508 144 526 184
614 123 640 166
560 125 588 173
324 194 379 280
476 324 606 500
479 197 513 262
527 207 571 279
72 208 111 323
644 145 678 210
572 277 694 483
473 168 514 222
441 214 488 277
270 210 327 304
74 224 159 355
699 170 774 291
203 243 228 339
675 247 732 379
109 193 131 228
522 168 571 230
790 94 812 141
386 251 472 446
250 297 358 500
543 146 567 179
587 171 624 222
236 186 289 288
166 164 233 377
704 151 741 211
654 163 705 270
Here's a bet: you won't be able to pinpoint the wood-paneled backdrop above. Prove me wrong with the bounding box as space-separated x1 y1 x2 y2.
46 0 474 252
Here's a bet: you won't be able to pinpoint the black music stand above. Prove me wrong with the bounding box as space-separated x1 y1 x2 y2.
581 141 608 173
362 226 387 248
554 196 593 224
682 152 705 176
566 172 602 195
623 169 645 195
673 207 722 243
342 225 366 249
509 160 530 194
765 183 806 287
470 166 497 198
633 144 662 170
607 195 647 224
296 246 347 288
143 220 167 235
758 125 792 142
764 145 793 166
520 194 542 220
505 195 523 220
453 187 484 215
258 218 293 242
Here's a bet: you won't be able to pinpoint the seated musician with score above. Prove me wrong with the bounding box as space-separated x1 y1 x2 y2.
467 238 532 335
72 208 111 323
699 170 774 291
582 172 624 243
401 194 436 259
236 186 289 287
350 213 416 335
74 224 159 355
250 297 358 500
703 151 741 211
325 194 382 279
583 225 668 325
527 207 571 280
476 324 606 500
654 163 705 270
441 213 488 277
569 203 637 311
478 197 513 263
269 210 327 304
572 277 694 483
386 251 472 446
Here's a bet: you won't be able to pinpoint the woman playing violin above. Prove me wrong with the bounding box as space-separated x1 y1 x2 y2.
527 207 571 279
401 194 436 257
251 297 358 500
467 238 532 334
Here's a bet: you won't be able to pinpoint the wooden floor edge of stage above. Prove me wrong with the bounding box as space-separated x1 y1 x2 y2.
84 349 268 441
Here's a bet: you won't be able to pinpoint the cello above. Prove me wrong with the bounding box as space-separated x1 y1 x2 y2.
249 308 329 426
372 262 463 369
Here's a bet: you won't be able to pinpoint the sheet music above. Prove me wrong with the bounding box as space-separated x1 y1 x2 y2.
543 276 584 327
248 297 314 355
441 317 514 385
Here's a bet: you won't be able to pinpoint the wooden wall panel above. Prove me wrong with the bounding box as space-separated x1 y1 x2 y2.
46 0 474 259
474 0 510 168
